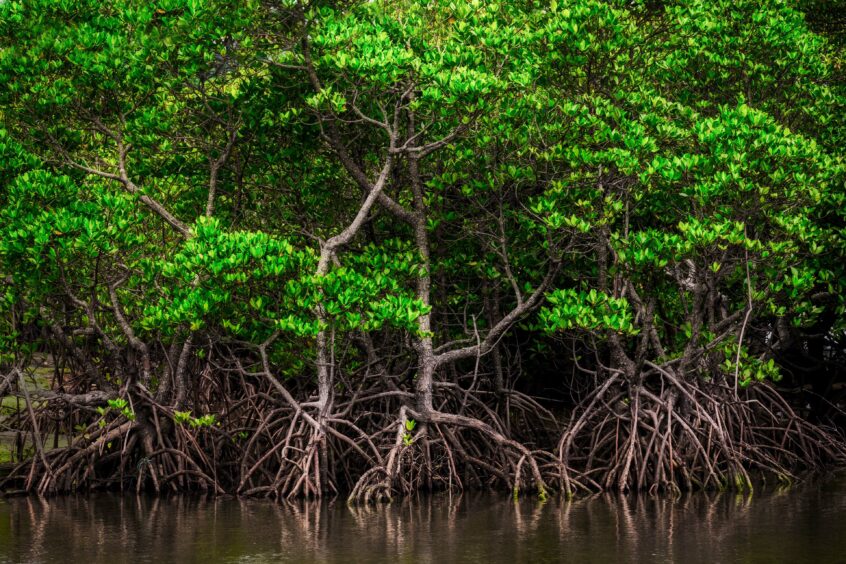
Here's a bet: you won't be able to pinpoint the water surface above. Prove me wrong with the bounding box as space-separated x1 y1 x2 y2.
2 478 846 563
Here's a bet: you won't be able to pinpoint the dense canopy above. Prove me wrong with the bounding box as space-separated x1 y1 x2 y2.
1 0 845 499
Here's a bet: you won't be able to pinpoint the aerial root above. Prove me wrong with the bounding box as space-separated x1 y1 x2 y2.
5 365 844 501
556 369 846 496
347 395 578 504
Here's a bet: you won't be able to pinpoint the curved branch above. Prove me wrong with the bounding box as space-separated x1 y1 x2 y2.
434 263 560 368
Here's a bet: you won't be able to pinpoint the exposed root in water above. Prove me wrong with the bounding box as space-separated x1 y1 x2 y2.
557 364 846 497
3 356 845 501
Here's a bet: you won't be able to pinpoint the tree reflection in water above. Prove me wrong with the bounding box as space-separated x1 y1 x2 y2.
1 479 845 563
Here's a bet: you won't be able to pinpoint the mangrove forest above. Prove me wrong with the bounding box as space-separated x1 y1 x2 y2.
1 0 846 503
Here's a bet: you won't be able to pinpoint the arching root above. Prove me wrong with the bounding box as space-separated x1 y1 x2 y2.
557 366 846 496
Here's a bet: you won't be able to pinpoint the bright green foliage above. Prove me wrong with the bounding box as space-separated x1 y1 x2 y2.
517 0 846 383
145 220 429 338
541 289 636 334
173 410 217 427
144 218 316 337
98 398 135 422
721 343 783 388
0 0 844 396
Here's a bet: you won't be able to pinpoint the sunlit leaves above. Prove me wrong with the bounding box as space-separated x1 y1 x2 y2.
541 289 637 335
0 0 843 392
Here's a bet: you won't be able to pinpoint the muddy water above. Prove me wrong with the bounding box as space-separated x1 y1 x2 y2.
1 477 845 563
